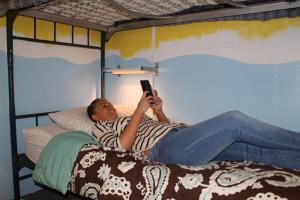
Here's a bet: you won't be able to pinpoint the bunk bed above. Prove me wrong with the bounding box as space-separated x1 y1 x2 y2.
2 0 300 199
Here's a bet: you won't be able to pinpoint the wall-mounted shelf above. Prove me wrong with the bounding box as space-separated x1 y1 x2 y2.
104 63 158 76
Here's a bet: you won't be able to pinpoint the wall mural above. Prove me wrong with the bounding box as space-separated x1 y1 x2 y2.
0 16 101 65
107 17 300 64
105 17 300 132
0 16 102 113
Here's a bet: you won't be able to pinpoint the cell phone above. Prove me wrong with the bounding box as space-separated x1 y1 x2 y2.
140 80 153 97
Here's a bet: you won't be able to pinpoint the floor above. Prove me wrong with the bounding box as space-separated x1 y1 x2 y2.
22 189 84 200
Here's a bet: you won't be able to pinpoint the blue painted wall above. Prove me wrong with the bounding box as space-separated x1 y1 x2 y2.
105 54 300 132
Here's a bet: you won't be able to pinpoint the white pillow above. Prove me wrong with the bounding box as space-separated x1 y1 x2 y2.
49 105 157 135
49 107 94 134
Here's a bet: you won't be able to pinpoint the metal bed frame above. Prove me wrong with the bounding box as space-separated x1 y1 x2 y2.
6 10 107 200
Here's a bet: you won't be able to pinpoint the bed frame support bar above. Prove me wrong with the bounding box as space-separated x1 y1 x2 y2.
13 36 102 50
19 174 33 180
15 111 58 119
7 9 20 200
18 153 35 181
16 111 58 127
101 31 106 98
18 154 35 171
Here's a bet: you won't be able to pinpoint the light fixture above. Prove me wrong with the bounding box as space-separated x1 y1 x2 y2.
104 63 158 76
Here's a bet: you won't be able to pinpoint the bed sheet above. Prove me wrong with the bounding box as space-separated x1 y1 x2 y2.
23 124 68 163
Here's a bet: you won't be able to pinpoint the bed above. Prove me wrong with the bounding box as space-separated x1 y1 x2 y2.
22 106 139 164
22 107 300 200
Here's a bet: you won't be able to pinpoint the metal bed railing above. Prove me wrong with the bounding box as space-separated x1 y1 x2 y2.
6 10 107 200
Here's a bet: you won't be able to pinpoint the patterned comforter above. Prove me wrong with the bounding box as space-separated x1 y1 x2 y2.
69 144 300 200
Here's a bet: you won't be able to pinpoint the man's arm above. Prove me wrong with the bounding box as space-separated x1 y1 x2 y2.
119 92 154 150
153 109 169 123
119 109 143 150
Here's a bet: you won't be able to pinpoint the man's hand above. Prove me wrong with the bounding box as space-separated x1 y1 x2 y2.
150 90 169 123
136 92 154 115
151 90 163 113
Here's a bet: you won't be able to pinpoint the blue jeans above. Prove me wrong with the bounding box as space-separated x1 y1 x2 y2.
148 111 300 169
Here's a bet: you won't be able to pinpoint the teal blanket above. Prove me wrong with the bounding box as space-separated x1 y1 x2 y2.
33 131 100 194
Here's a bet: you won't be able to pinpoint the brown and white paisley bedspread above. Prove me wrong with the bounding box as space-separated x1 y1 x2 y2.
69 144 300 200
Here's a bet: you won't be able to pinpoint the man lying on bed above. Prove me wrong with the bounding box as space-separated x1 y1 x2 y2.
87 90 300 169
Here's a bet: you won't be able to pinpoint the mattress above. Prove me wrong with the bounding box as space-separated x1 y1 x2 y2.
23 124 68 163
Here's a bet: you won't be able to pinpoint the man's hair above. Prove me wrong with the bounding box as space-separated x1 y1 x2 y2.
87 98 99 122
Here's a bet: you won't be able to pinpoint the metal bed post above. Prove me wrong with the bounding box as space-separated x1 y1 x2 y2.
101 31 106 98
6 12 104 199
6 10 20 200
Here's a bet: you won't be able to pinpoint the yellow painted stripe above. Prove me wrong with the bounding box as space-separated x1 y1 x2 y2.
56 23 72 37
14 16 34 37
36 19 54 40
155 17 300 48
0 16 5 27
74 26 87 36
89 29 101 46
107 27 152 58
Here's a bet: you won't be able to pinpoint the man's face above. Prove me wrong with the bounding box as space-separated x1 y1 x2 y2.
92 98 118 121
